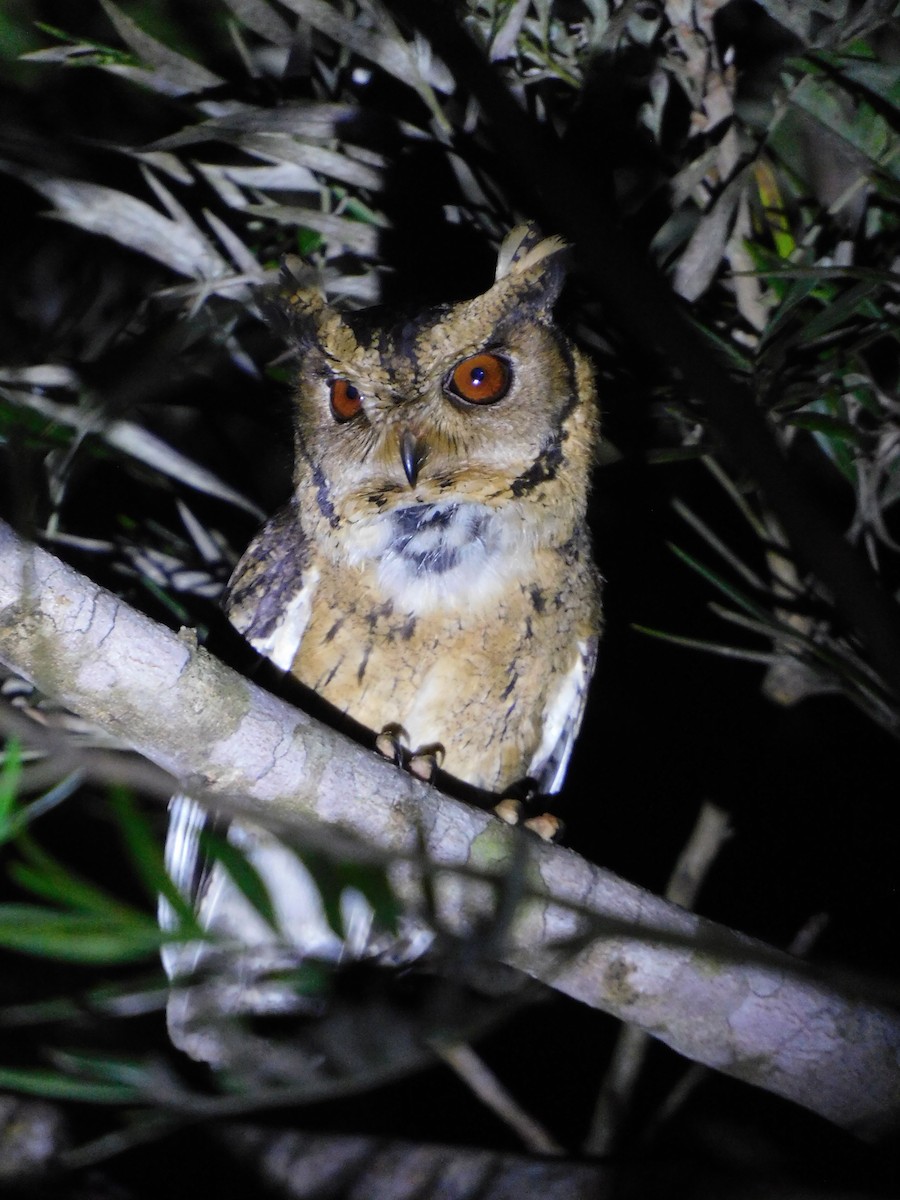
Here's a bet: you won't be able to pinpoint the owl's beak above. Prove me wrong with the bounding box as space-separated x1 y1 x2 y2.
399 429 427 487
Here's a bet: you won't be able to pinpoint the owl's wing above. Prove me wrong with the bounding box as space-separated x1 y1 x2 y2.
165 500 320 934
529 635 598 795
224 500 320 669
162 501 336 1065
161 789 384 1073
159 790 211 980
165 498 321 931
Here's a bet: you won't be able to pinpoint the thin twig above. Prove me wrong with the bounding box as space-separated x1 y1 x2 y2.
433 1042 564 1156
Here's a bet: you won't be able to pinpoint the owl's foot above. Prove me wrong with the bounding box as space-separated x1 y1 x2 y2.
375 723 407 765
523 813 564 841
493 798 563 842
494 797 524 825
375 725 445 783
409 743 445 782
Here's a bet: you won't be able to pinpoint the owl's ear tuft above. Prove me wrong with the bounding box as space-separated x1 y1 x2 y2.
269 256 328 345
494 224 568 317
495 224 536 281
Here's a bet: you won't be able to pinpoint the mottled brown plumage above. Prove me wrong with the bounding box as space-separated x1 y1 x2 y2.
227 224 602 794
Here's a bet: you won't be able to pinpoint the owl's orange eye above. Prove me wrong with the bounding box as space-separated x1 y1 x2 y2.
330 379 363 422
448 353 511 405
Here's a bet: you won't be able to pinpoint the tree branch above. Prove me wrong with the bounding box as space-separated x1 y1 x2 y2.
0 519 897 1139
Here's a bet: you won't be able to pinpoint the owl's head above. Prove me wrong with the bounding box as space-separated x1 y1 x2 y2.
281 225 598 600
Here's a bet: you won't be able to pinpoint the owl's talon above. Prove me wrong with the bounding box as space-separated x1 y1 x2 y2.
375 723 408 764
523 813 564 842
409 743 445 783
494 793 562 841
494 798 524 825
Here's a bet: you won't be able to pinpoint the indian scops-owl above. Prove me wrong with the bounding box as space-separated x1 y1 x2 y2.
227 224 602 799
162 226 601 1068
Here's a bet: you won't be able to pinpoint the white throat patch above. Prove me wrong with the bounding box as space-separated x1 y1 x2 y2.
348 500 522 612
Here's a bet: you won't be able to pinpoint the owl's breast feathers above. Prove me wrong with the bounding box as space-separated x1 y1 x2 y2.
225 497 599 794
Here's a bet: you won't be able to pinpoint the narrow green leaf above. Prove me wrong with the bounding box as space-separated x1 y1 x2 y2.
667 543 775 624
290 853 399 939
0 973 169 1027
759 271 821 346
199 830 280 932
738 264 899 285
137 576 194 625
0 738 23 838
645 446 707 465
11 837 140 918
0 1065 140 1104
702 456 768 540
785 412 862 441
788 75 900 182
107 788 198 931
797 281 881 345
50 1048 149 1088
339 863 400 935
1 771 84 845
0 904 166 963
632 624 779 664
32 22 139 66
256 959 334 999
296 227 323 256
672 499 768 591
293 851 347 940
689 318 753 372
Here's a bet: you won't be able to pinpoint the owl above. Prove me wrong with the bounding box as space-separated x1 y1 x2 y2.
227 223 601 802
162 225 601 1070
